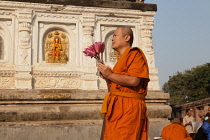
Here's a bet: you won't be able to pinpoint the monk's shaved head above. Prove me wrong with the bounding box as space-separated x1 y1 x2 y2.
118 27 134 46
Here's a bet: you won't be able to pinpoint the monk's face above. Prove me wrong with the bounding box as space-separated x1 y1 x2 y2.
111 27 126 51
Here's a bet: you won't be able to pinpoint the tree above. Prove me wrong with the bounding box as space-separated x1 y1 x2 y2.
163 63 210 105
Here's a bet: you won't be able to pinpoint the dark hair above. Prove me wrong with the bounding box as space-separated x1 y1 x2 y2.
186 109 190 113
119 27 134 46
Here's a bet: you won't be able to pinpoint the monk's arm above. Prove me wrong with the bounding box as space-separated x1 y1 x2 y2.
107 73 140 87
97 63 140 87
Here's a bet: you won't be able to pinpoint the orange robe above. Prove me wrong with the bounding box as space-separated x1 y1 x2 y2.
162 124 193 140
101 47 150 140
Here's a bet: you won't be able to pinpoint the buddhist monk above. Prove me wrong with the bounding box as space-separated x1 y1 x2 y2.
97 27 150 140
161 118 192 140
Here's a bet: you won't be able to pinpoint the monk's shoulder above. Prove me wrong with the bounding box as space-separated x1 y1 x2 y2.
129 47 144 56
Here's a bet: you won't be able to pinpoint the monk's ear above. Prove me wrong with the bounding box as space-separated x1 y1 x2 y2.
124 35 130 42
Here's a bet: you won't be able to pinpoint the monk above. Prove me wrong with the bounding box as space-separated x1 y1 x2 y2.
161 118 192 140
97 27 150 140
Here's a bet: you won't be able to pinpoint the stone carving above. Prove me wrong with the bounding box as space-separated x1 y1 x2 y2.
44 30 69 63
18 22 32 65
141 28 155 68
21 49 28 65
19 22 31 49
34 77 82 89
5 21 12 26
0 77 15 89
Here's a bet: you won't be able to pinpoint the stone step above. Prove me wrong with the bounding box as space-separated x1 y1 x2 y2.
0 104 103 122
0 103 171 122
0 118 169 140
0 120 103 140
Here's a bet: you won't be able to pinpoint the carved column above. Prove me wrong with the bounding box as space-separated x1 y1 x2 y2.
81 13 98 90
15 10 32 89
141 17 160 90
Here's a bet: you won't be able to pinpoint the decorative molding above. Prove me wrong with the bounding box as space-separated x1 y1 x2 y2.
33 71 82 77
81 74 98 81
36 12 79 20
0 70 15 77
97 16 140 23
0 11 15 17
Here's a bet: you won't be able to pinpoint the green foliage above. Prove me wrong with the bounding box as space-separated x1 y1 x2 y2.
163 63 210 105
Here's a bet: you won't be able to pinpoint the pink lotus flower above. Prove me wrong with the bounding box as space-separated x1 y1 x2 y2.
83 42 105 62
83 45 96 58
93 42 105 54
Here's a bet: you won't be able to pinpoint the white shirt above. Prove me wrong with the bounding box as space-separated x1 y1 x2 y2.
183 115 195 133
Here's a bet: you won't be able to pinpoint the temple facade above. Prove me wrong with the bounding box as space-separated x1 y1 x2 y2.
0 0 159 90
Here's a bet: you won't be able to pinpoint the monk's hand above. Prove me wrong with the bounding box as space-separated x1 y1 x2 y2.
97 63 112 79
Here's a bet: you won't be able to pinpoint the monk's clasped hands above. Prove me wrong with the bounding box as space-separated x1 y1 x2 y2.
97 63 113 79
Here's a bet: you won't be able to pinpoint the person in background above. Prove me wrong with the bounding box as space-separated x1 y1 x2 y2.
183 109 196 139
194 113 210 140
162 118 192 140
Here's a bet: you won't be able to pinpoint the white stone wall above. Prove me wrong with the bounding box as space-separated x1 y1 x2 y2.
0 0 160 90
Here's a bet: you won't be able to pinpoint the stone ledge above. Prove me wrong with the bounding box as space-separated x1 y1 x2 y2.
0 104 103 122
0 119 169 140
0 103 171 122
0 89 169 101
3 0 157 11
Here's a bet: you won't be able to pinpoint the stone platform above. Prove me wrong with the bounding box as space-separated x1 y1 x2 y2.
0 89 171 140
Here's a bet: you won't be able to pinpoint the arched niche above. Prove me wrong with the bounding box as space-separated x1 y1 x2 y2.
43 30 69 63
0 23 12 63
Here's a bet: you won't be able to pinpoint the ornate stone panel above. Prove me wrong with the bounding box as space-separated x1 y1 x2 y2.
34 77 82 89
33 71 82 89
0 70 15 89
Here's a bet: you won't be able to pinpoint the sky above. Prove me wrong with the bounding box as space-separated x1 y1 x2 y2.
145 0 210 89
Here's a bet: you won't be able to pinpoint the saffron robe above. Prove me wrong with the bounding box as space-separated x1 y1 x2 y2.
162 124 192 140
101 47 150 140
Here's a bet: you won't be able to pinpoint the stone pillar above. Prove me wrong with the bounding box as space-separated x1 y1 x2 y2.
15 10 32 89
141 17 160 90
81 13 98 90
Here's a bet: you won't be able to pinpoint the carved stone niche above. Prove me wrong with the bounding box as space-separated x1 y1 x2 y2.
44 30 69 63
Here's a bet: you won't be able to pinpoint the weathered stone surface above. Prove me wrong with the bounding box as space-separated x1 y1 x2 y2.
0 119 169 140
0 104 103 122
147 104 172 118
0 89 169 101
3 0 156 11
0 103 171 122
149 118 170 139
0 120 103 140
